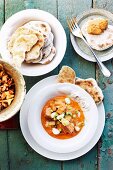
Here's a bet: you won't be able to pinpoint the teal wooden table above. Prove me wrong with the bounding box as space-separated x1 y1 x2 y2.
0 0 113 170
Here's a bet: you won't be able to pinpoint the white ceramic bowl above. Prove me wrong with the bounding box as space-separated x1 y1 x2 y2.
0 59 26 122
0 9 67 76
27 83 98 153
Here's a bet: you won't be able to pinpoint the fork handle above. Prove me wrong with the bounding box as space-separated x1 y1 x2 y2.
82 37 111 77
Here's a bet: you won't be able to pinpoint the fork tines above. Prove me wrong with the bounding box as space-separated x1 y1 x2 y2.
66 17 77 32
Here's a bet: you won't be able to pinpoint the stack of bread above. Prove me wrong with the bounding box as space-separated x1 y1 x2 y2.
8 21 56 67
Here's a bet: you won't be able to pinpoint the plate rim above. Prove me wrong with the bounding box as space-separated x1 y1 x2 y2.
20 75 105 161
27 82 99 154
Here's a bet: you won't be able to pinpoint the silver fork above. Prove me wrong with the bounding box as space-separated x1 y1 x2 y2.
67 17 111 77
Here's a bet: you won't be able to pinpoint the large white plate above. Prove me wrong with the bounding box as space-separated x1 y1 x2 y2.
0 9 67 76
20 75 105 161
71 9 113 62
28 83 98 153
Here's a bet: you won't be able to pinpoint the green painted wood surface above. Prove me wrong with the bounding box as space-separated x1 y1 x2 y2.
8 130 61 170
0 0 4 27
58 0 95 79
93 1 113 170
5 0 60 170
0 131 9 170
0 1 9 170
58 0 97 170
0 0 113 170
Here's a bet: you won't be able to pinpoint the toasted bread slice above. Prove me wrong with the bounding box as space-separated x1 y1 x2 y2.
58 66 76 84
75 78 104 104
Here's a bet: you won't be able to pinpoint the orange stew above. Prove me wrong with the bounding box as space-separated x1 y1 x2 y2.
41 95 85 139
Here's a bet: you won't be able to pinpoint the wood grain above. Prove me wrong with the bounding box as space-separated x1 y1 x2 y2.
8 130 61 170
0 131 9 170
0 0 4 27
93 0 113 170
58 0 95 78
5 0 25 19
58 0 97 170
5 0 60 170
0 1 9 170
1 0 113 169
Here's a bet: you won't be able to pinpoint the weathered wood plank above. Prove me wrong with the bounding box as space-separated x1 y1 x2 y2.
58 0 95 78
0 1 9 170
0 0 4 27
63 147 97 170
93 0 113 170
58 0 97 170
0 131 9 170
8 130 61 170
93 0 113 12
5 0 61 169
5 0 25 19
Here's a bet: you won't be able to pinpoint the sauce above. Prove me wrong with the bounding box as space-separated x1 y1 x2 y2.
41 95 85 139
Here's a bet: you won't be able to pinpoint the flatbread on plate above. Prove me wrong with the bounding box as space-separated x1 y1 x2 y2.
81 21 113 51
39 46 56 64
75 78 104 104
24 21 51 38
58 66 76 84
8 26 44 67
25 35 44 62
57 66 104 104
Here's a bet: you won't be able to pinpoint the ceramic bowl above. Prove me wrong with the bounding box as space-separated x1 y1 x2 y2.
0 59 26 122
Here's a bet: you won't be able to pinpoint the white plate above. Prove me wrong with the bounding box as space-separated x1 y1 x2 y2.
28 83 98 153
70 9 113 62
20 75 105 160
0 9 67 76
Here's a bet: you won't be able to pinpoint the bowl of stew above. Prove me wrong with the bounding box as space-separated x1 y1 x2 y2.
28 83 98 153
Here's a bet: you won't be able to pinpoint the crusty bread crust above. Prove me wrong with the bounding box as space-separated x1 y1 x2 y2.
58 66 104 104
58 66 76 84
75 78 104 104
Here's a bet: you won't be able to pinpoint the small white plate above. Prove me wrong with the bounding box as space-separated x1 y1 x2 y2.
20 75 105 160
71 8 113 62
0 9 67 76
28 83 98 153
